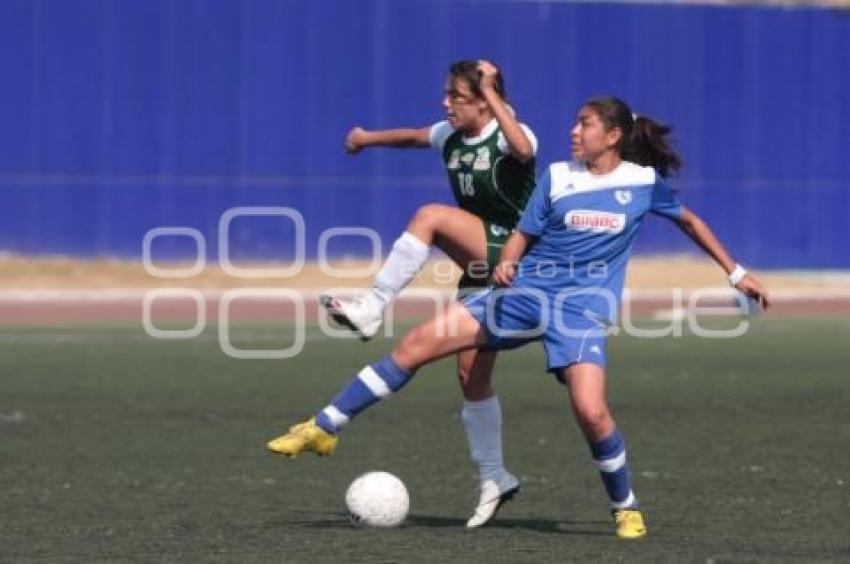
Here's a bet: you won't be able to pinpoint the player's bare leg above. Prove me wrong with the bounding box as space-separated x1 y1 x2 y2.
458 348 520 528
457 348 495 402
563 363 615 442
268 303 485 457
407 204 487 264
321 205 486 339
562 364 646 539
390 302 485 370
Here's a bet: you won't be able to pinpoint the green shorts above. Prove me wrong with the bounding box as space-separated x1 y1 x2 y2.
457 220 512 291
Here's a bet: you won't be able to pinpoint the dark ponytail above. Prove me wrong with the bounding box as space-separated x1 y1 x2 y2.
625 116 682 178
585 97 682 178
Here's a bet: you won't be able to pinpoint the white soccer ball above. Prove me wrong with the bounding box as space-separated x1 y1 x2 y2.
345 471 409 527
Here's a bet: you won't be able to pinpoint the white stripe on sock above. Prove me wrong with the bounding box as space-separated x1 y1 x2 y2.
357 366 392 397
611 490 636 510
322 405 350 428
594 450 627 473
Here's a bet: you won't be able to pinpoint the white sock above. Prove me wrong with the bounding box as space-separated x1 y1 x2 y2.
461 395 505 485
368 231 430 312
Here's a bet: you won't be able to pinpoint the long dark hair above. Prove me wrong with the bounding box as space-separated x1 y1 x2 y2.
585 97 682 177
448 60 507 101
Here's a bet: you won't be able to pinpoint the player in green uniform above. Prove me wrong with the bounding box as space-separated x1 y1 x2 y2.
315 60 537 528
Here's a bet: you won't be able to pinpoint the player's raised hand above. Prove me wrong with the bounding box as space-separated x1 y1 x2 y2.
476 60 499 92
491 260 518 287
345 127 367 154
735 274 771 311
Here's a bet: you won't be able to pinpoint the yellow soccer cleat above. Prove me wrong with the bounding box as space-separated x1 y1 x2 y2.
614 509 647 539
266 417 339 458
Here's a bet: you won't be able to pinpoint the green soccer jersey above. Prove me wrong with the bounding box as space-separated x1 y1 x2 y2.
430 119 537 230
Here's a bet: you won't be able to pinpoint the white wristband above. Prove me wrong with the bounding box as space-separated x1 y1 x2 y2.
728 264 747 286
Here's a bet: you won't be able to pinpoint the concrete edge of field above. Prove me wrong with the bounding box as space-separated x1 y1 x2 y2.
1 254 847 324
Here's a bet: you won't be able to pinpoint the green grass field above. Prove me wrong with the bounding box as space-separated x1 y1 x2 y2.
2 317 849 563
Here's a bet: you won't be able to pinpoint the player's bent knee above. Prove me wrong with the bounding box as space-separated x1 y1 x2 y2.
575 406 613 437
394 326 435 367
410 204 450 232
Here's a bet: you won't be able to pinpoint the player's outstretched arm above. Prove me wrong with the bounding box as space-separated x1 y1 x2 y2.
674 207 771 309
477 60 534 163
345 126 432 154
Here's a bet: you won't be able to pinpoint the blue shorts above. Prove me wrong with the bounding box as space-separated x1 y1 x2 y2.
462 287 609 374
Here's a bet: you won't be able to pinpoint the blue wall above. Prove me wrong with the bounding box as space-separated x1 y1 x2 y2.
1 0 848 268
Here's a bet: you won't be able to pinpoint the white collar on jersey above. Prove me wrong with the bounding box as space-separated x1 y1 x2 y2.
461 119 499 145
548 160 657 202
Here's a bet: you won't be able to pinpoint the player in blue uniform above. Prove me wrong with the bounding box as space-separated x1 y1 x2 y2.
267 97 771 538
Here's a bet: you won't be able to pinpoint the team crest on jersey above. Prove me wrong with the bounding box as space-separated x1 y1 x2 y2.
614 190 633 205
447 149 461 170
489 224 510 237
461 152 475 167
565 210 626 234
472 147 491 170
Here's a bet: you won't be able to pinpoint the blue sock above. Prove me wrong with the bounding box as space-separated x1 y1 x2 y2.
589 428 637 509
315 355 411 434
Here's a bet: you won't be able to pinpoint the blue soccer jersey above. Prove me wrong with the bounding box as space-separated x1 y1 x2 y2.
514 160 683 324
463 159 684 371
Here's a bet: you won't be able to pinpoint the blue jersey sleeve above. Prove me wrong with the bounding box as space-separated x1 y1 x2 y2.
650 177 684 220
517 167 552 236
